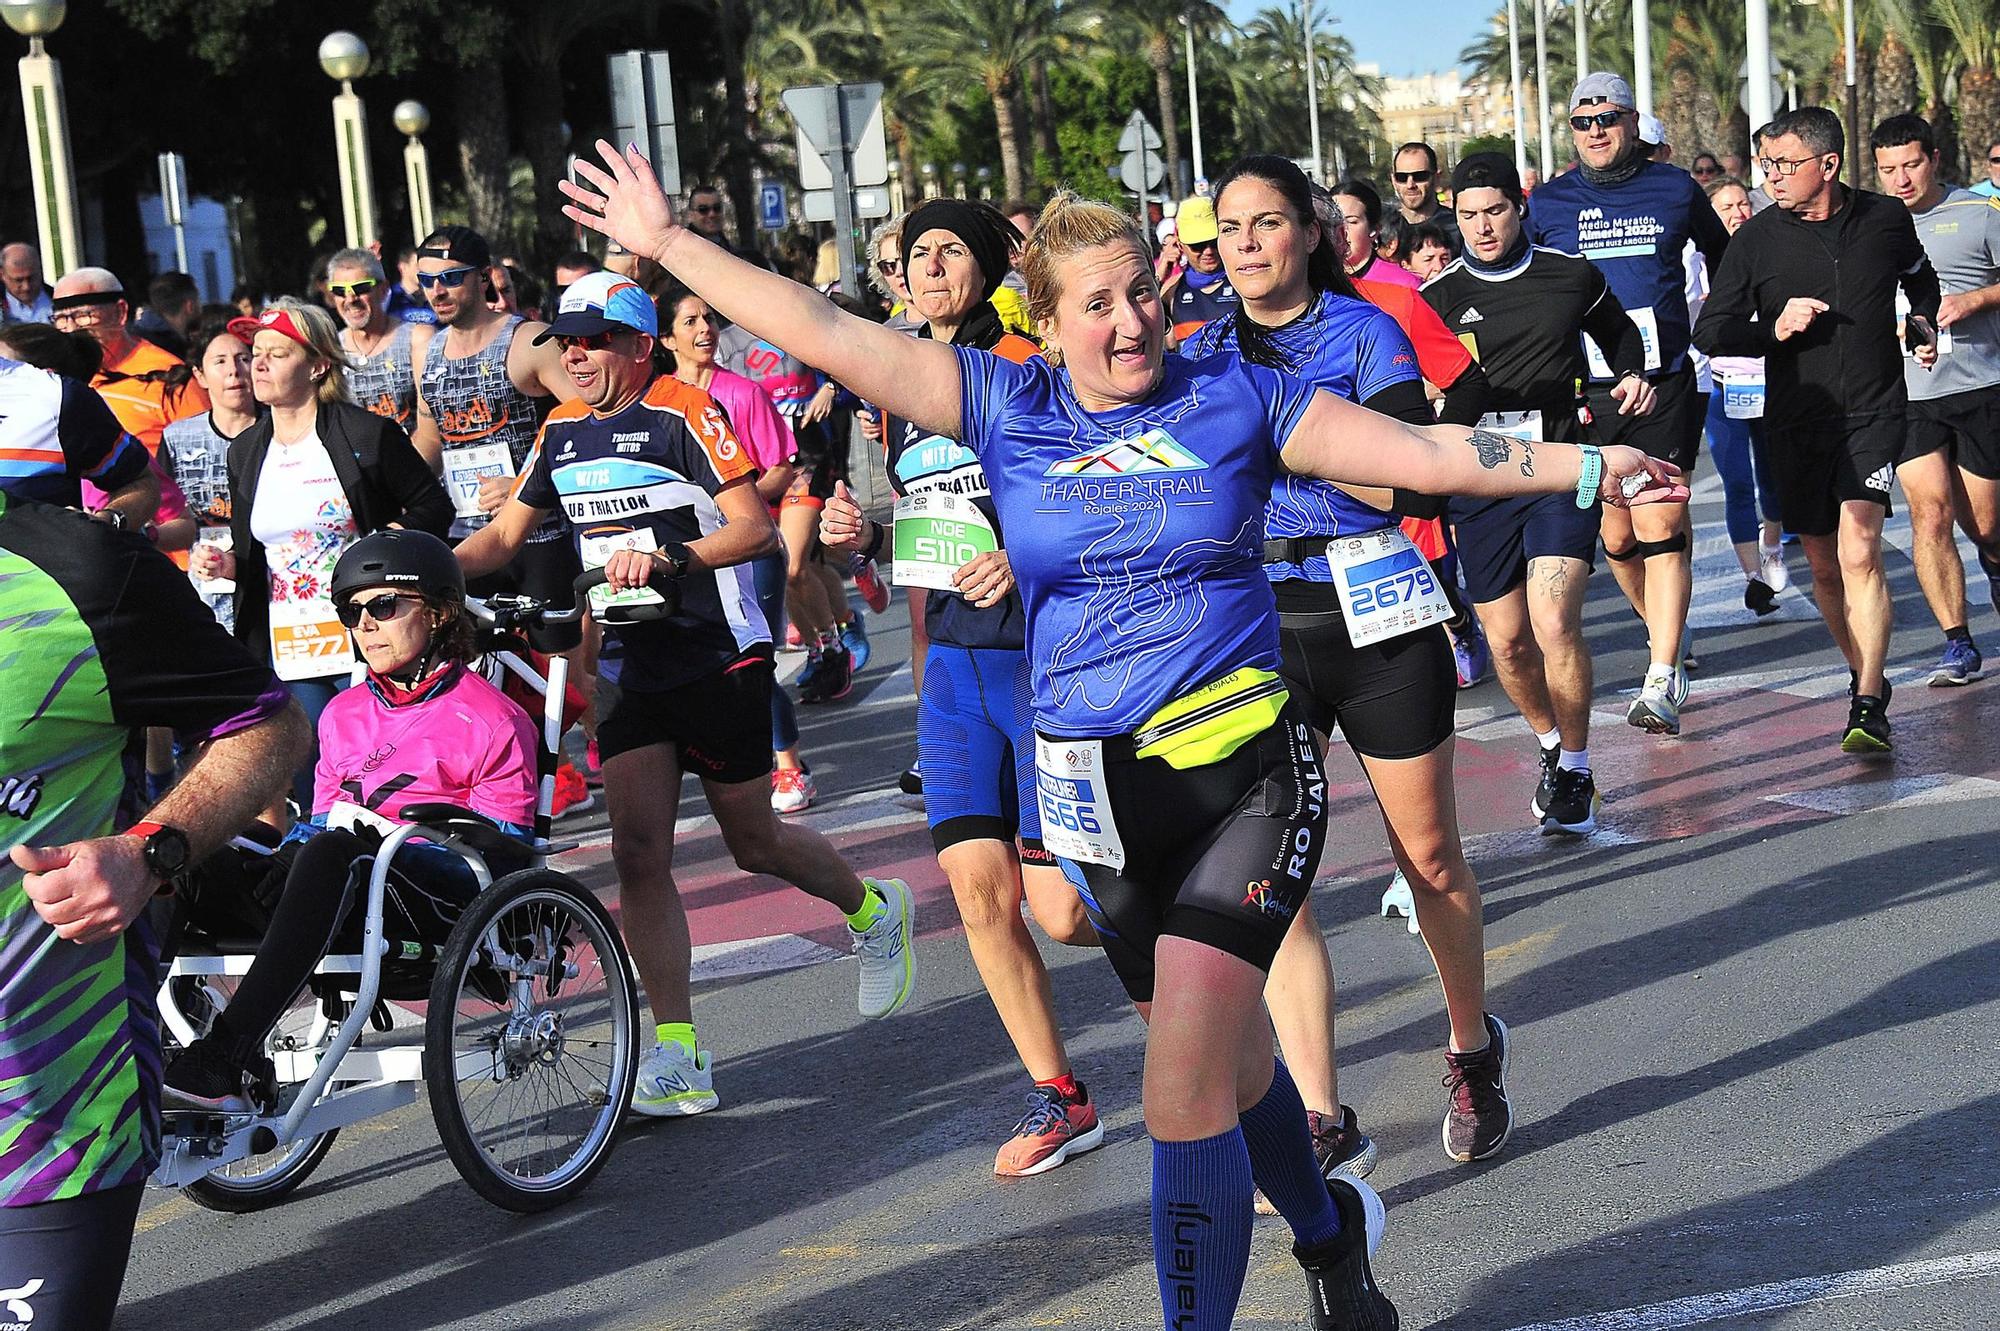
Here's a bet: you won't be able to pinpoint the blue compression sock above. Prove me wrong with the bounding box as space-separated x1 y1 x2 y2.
1152 1129 1254 1331
1238 1059 1342 1248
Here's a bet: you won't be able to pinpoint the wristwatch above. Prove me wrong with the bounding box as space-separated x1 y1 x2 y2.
1574 445 1606 510
125 820 192 894
654 542 694 579
102 509 129 532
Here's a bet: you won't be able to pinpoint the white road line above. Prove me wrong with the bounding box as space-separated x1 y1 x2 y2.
1763 773 2000 815
1496 1248 2000 1331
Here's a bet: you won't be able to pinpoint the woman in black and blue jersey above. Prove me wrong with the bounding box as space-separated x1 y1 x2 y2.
560 140 1685 1331
1188 156 1512 1176
819 199 1107 1180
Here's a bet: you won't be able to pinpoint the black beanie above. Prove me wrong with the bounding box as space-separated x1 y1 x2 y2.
900 200 1019 301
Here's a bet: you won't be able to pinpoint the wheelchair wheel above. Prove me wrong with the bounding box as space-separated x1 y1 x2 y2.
425 868 637 1212
183 996 346 1213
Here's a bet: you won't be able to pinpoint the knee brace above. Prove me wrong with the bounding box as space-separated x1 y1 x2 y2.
1604 541 1642 562
1632 531 1689 559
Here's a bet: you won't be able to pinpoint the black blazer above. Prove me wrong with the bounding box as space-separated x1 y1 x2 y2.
227 399 452 665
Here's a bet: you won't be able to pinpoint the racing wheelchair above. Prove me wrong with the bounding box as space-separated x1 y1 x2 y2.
152 571 670 1213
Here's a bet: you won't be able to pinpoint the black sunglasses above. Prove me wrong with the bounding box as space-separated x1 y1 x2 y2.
416 266 478 290
335 592 427 629
1570 109 1626 131
1392 171 1434 184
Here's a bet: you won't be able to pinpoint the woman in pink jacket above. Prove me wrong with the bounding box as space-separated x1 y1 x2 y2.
162 529 539 1112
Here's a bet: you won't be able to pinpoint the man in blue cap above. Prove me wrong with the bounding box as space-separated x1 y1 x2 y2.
1528 71 1732 739
455 268 920 1120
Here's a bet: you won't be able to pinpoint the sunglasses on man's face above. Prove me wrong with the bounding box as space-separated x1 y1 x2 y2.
1392 170 1433 184
554 331 621 352
416 266 478 290
689 203 722 215
328 279 380 299
1692 164 1720 177
1570 109 1626 131
335 592 426 629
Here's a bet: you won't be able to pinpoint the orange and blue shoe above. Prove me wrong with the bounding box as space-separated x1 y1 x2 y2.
994 1084 1105 1177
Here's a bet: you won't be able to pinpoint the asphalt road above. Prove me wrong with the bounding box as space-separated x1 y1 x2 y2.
119 475 2000 1330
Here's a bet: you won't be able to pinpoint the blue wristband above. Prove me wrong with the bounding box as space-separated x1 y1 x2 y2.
1574 444 1605 510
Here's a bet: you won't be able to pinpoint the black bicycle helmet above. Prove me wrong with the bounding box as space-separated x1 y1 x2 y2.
329 529 465 607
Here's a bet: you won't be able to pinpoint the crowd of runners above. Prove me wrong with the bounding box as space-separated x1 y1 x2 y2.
5 63 1999 1331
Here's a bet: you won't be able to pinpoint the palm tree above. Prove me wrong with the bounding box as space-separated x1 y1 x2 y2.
1875 0 1955 154
1237 5 1378 177
900 0 1093 199
1103 0 1231 197
1934 0 2000 182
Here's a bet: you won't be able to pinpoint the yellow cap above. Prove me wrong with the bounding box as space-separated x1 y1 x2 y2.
1176 196 1218 244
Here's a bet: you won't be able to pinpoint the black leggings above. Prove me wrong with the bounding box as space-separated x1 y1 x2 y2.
0 1184 144 1331
1056 705 1329 1004
177 829 477 1053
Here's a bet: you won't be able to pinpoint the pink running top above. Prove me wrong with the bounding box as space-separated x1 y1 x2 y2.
312 666 539 827
1353 253 1422 289
701 366 794 474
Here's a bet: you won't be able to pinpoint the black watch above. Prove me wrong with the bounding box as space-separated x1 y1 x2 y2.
128 821 192 884
103 509 129 532
656 542 694 579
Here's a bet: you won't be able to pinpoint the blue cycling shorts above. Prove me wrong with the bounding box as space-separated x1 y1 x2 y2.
916 644 1046 857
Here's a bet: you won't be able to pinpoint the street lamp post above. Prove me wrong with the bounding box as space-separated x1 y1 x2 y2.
920 162 937 199
1533 0 1554 180
951 161 967 197
1302 0 1322 182
394 99 434 248
1508 0 1528 177
1184 11 1204 188
1574 0 1589 83
3 1 83 278
1632 0 1653 115
319 31 379 249
977 165 993 200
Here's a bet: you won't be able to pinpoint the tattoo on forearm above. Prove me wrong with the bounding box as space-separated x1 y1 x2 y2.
1518 443 1535 478
1469 429 1513 470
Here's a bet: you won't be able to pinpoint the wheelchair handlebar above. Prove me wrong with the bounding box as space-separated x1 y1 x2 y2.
463 568 681 632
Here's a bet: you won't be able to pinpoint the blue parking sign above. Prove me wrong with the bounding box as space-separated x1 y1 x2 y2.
758 182 787 230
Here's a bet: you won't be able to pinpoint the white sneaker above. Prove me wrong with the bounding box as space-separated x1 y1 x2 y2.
770 767 816 814
1379 869 1421 935
1627 670 1682 735
850 877 916 1018
632 1042 718 1117
1759 541 1790 593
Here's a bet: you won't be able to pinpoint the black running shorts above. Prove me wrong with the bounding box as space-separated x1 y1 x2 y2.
1273 581 1455 760
1904 387 2000 480
595 650 775 782
1052 705 1329 1004
1767 415 1902 535
1585 365 1707 473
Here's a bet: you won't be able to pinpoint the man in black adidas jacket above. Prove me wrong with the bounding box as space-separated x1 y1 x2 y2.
1693 106 1941 755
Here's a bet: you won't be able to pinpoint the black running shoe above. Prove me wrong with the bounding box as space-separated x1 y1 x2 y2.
800 644 854 703
1845 671 1894 710
1296 1177 1398 1331
1528 744 1560 821
1539 766 1597 835
1744 578 1778 616
162 1037 269 1113
897 763 923 796
1442 1012 1513 1162
1841 694 1892 754
1254 1104 1378 1216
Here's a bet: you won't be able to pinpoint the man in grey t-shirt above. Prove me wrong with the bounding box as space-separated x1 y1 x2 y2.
1872 113 2000 684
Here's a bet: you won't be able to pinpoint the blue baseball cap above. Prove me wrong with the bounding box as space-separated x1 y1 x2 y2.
534 270 659 342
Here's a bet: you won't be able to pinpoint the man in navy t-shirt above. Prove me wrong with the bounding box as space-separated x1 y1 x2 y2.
1528 71 1731 739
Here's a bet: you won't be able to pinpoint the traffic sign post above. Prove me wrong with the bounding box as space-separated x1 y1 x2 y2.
157 151 189 274
784 81 889 299
608 50 682 198
1118 110 1166 224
